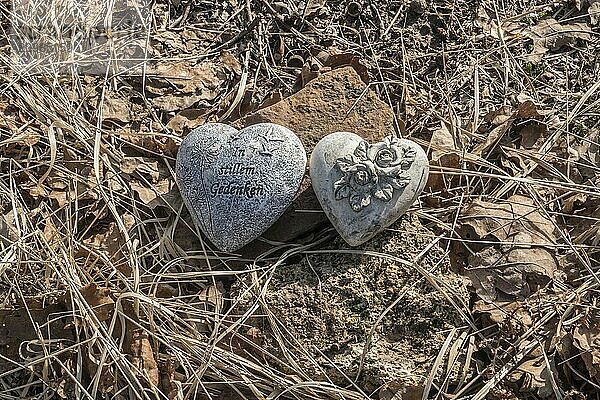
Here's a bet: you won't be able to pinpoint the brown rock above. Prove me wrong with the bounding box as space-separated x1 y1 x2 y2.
233 67 396 245
234 66 395 155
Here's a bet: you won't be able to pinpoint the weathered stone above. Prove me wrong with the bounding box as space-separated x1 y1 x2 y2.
310 133 429 246
175 123 306 252
234 67 397 242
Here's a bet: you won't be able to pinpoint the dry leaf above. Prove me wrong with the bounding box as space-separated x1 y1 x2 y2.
220 51 242 75
466 246 556 301
148 61 224 112
426 122 461 194
131 329 159 387
458 195 556 245
190 282 225 333
508 355 555 397
78 215 135 276
524 19 592 63
121 157 180 209
159 358 183 400
474 101 545 156
457 195 558 301
79 283 115 322
572 318 600 379
590 2 600 25
166 109 209 133
102 92 132 123
0 211 18 248
475 6 526 40
473 300 532 334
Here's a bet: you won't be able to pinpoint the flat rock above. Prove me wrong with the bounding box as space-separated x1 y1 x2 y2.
233 67 396 243
310 133 429 246
176 123 306 252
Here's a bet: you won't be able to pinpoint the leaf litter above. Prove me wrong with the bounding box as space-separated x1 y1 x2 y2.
0 0 600 399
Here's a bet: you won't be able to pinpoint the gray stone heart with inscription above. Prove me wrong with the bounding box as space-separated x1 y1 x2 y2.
176 123 307 252
310 132 429 246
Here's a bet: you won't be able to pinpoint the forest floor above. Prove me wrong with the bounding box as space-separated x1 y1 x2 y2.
0 0 600 399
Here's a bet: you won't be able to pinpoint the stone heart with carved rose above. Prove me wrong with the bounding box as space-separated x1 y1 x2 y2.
176 123 306 252
310 132 429 246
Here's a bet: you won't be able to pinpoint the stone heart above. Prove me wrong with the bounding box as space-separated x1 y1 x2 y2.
176 123 306 252
310 132 429 246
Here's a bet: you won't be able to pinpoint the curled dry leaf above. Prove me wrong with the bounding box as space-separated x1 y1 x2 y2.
560 189 600 246
572 317 600 379
508 355 556 397
47 165 100 208
473 299 532 335
131 329 159 387
78 214 136 276
458 195 556 245
147 61 225 112
456 195 558 301
79 283 115 322
121 157 180 209
590 2 600 25
475 6 527 40
191 282 225 333
0 211 18 248
101 91 133 123
159 358 183 400
523 19 592 63
467 246 556 301
426 122 461 195
474 101 546 157
167 108 209 133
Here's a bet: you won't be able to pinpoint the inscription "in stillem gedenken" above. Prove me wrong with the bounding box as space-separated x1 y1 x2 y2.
218 163 256 176
210 181 266 198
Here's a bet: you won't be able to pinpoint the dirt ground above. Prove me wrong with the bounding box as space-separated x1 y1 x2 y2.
0 0 599 399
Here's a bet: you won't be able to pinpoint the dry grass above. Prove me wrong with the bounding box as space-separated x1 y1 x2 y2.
0 0 599 399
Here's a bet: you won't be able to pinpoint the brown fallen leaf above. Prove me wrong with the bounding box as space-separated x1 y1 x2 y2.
466 246 556 301
101 91 132 123
166 108 209 133
147 61 224 112
220 50 242 76
120 157 180 209
458 195 556 246
426 122 462 195
191 282 225 333
474 101 545 157
475 6 527 40
572 315 600 379
78 215 135 276
473 299 532 335
131 329 159 387
590 2 600 25
456 195 558 301
507 354 555 397
0 210 18 248
159 358 183 400
79 283 115 322
524 18 592 63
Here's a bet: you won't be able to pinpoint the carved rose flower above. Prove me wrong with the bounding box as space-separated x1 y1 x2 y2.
334 136 417 212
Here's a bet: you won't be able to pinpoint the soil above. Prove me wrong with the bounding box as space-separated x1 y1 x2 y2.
232 215 470 394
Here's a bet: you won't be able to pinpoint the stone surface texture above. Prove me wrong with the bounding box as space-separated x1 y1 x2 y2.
234 66 395 155
234 67 396 243
310 132 429 246
176 123 306 252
